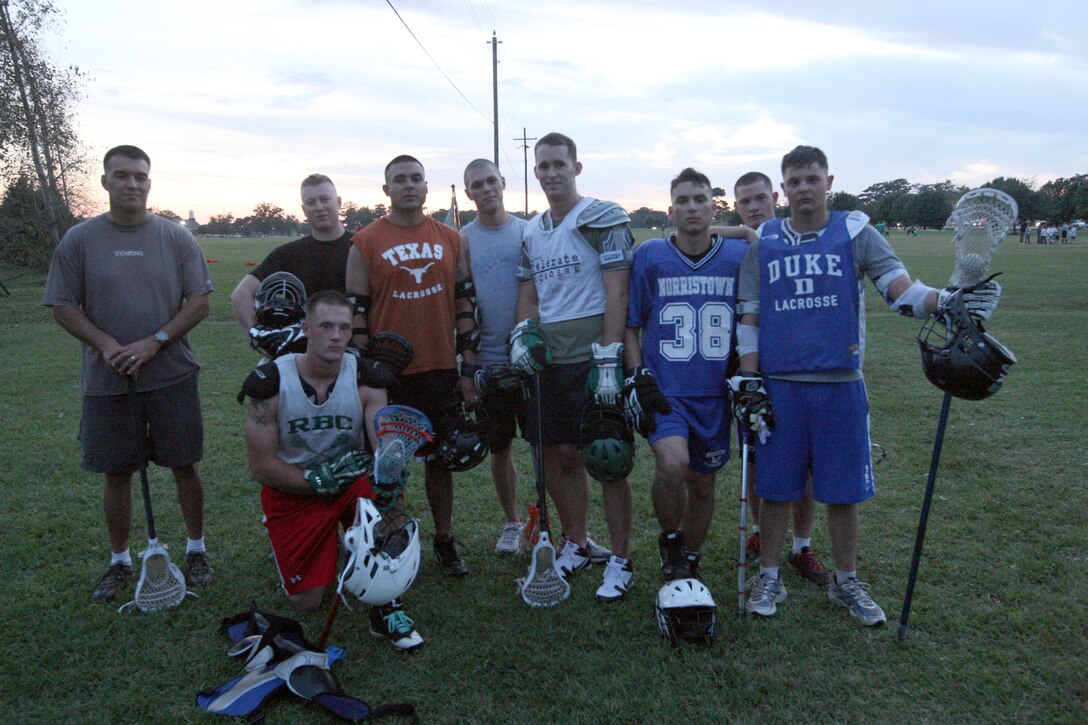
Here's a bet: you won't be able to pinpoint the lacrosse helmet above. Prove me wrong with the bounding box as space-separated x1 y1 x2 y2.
917 292 1016 401
579 400 634 483
655 578 718 645
254 271 307 327
434 398 489 473
338 498 420 606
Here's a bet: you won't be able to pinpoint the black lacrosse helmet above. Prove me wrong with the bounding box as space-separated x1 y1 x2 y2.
917 291 1016 401
579 400 634 483
434 396 489 473
255 271 307 327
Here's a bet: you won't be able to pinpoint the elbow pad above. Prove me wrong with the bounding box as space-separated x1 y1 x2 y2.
889 279 936 319
736 324 759 358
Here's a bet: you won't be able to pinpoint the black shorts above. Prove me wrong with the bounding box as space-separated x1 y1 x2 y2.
480 385 526 453
388 368 460 455
80 373 204 474
521 361 591 447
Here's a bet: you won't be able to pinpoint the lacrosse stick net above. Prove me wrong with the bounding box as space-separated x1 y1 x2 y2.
519 372 571 608
372 405 433 511
946 188 1018 288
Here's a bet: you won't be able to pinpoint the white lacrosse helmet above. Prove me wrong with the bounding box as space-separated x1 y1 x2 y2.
338 498 420 606
655 578 718 645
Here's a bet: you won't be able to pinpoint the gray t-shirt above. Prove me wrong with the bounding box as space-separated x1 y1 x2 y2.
43 213 213 395
464 215 526 365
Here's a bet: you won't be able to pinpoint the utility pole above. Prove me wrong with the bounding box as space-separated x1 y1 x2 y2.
489 32 501 168
514 128 537 216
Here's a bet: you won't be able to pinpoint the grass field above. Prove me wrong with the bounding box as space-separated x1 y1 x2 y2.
0 230 1085 723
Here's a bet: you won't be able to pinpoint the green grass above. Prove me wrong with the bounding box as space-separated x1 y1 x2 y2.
0 231 1085 723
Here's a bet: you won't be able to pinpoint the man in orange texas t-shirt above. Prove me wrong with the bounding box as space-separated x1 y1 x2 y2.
346 154 479 578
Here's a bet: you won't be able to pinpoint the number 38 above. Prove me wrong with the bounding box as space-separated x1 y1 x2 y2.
658 301 732 361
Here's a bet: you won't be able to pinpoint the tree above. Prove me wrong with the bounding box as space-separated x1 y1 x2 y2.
201 213 235 236
150 207 182 223
828 191 861 212
0 0 88 257
1039 175 1088 223
628 206 669 229
909 189 953 229
0 171 71 268
859 179 912 206
711 186 731 223
984 176 1047 222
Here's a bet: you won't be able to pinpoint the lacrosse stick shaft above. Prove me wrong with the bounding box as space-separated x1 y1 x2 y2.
127 379 157 540
737 427 750 616
531 372 548 531
898 392 952 641
317 596 342 649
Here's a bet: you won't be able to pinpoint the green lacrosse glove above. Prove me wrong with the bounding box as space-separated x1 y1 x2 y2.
586 342 624 405
304 448 373 496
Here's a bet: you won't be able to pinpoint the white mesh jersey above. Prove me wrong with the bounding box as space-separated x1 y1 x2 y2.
274 353 365 469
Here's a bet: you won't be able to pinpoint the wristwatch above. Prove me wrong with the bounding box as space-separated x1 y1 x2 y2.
154 330 170 345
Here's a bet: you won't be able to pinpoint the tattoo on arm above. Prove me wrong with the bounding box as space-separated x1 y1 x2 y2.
248 399 272 425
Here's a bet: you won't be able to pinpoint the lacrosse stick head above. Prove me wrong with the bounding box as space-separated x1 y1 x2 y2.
655 578 718 646
373 405 433 487
946 188 1018 288
339 500 420 605
131 539 187 612
918 292 1017 400
519 532 571 608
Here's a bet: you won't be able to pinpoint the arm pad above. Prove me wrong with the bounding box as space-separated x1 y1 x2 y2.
889 278 936 319
736 324 759 358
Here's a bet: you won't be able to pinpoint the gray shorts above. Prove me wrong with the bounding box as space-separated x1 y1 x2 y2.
80 373 204 474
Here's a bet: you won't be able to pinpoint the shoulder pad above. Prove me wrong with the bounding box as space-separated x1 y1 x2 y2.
845 210 870 238
240 362 280 402
577 200 630 229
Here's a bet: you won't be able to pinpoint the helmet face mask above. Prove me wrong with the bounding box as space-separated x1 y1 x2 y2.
255 271 307 328
918 293 1016 401
434 398 489 472
338 500 421 606
579 401 634 483
655 578 718 645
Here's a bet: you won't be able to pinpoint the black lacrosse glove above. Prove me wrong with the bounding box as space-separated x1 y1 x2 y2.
622 366 672 437
249 322 305 359
727 370 775 443
473 363 527 398
304 448 372 496
353 332 415 389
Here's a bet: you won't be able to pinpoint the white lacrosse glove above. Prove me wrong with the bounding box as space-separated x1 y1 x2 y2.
939 279 1002 320
508 319 551 375
587 342 624 406
727 371 775 444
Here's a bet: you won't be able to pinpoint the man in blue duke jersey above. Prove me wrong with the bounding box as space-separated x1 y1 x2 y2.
623 168 754 582
733 145 1000 626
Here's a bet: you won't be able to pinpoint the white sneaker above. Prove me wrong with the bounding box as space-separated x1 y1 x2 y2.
369 599 424 652
585 535 613 564
595 555 634 602
495 522 524 555
746 573 787 617
828 577 887 627
555 540 591 578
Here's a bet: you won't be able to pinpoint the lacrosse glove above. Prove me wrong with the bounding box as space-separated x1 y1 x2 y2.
474 364 527 398
727 370 775 443
938 278 1002 321
587 342 624 406
304 448 373 496
249 322 305 359
623 366 672 437
509 319 550 375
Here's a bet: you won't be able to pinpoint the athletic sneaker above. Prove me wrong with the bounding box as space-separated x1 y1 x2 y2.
828 577 887 627
433 534 468 576
369 599 424 651
787 546 830 586
683 548 701 579
185 552 215 587
555 540 591 578
92 562 132 602
495 522 524 555
595 555 634 603
746 573 787 617
658 531 691 581
744 531 761 564
585 535 613 564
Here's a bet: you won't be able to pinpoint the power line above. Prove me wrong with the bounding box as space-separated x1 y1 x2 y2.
385 0 491 123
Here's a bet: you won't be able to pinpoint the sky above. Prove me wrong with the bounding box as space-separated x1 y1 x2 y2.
40 0 1088 224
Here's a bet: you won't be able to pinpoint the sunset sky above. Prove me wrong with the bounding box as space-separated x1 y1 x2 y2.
43 0 1086 223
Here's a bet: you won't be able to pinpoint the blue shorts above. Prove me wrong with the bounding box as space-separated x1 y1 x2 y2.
754 378 875 505
648 396 730 473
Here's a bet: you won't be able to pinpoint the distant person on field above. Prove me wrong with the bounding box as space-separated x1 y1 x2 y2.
1019 220 1028 244
44 144 214 602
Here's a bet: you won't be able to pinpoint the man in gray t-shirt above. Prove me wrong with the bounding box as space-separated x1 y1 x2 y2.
43 144 215 603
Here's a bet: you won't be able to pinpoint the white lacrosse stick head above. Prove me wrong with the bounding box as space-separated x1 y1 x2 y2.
946 188 1018 288
373 405 433 486
125 539 187 613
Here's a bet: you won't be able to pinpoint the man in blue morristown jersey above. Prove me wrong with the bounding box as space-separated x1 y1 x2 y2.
732 146 1000 626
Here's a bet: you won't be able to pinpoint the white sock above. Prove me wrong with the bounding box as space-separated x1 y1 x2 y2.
835 570 857 585
186 537 206 554
760 566 779 580
111 549 132 566
792 537 811 554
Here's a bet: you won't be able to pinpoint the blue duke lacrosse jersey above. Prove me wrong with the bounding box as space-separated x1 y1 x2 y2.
758 213 861 375
626 235 748 397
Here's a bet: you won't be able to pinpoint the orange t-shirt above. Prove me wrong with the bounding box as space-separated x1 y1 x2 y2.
352 217 460 375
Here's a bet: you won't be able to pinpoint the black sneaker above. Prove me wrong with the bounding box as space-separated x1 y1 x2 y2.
369 599 424 651
92 562 132 602
433 535 468 576
683 547 701 579
658 530 691 581
185 552 214 587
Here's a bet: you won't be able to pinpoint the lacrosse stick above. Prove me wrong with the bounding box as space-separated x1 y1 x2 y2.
899 187 1016 640
736 427 751 616
318 406 431 647
519 372 571 608
120 380 187 613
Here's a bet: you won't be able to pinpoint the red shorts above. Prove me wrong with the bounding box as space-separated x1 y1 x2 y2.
261 475 374 596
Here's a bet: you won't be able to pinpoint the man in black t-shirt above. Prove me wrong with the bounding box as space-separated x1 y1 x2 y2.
230 174 353 334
